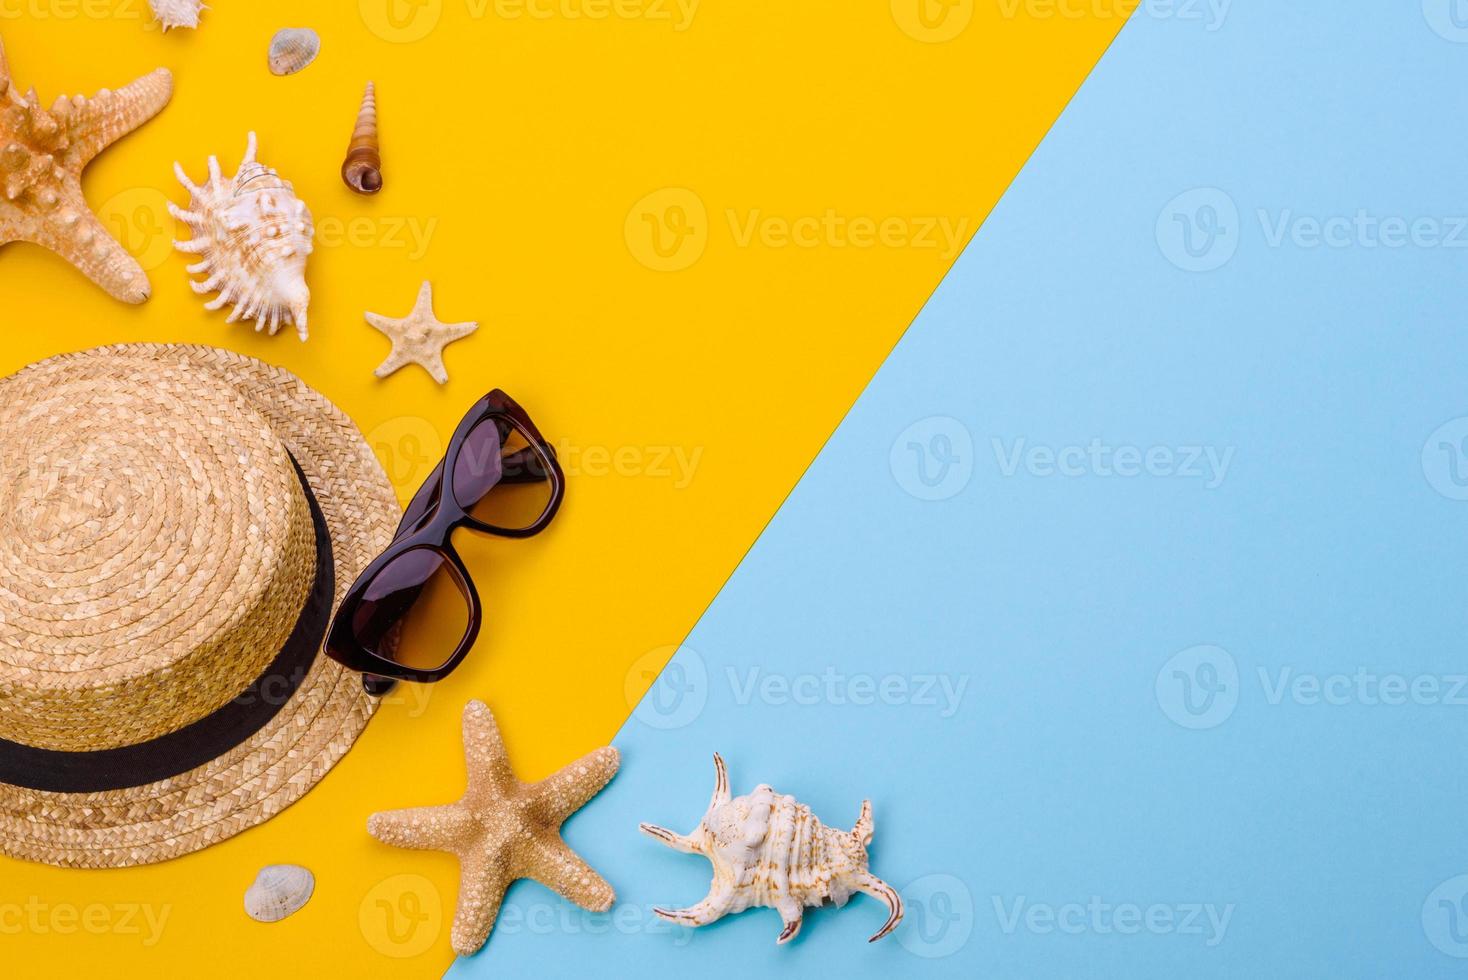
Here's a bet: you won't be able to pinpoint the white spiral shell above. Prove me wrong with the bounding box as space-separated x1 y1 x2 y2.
640 754 904 944
170 133 315 340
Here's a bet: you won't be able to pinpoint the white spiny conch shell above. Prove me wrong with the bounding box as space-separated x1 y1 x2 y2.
149 0 204 31
170 132 315 340
640 754 905 945
268 28 321 76
244 864 314 922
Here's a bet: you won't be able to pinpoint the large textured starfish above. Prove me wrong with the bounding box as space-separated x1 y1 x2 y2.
365 281 479 384
367 700 620 956
0 38 172 303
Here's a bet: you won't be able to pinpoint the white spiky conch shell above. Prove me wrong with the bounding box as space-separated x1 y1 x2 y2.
149 0 205 31
640 754 905 945
170 132 315 340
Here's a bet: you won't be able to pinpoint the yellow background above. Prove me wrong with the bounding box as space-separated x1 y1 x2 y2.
0 1 1132 975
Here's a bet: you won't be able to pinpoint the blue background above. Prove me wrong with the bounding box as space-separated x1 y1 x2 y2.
456 3 1468 976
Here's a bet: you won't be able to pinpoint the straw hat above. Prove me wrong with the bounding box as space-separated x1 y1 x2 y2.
0 344 399 868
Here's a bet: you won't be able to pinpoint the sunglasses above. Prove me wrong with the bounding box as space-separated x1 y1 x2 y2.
324 391 564 695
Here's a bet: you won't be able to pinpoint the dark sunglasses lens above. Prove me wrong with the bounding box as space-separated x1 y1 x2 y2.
350 548 470 673
451 417 555 531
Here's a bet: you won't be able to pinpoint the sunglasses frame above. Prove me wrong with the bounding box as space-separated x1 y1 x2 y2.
323 390 564 690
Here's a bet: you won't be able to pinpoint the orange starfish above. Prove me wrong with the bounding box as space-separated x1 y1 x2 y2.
0 38 172 303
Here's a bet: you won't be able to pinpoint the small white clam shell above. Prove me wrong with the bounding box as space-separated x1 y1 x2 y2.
244 864 315 923
268 28 321 77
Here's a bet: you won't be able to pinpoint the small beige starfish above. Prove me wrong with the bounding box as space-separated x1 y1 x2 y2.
367 700 620 956
0 38 173 303
365 281 479 384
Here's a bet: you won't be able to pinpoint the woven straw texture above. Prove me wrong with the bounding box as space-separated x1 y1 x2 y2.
0 345 399 869
0 355 315 750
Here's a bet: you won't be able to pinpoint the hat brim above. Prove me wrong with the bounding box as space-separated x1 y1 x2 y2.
0 345 399 868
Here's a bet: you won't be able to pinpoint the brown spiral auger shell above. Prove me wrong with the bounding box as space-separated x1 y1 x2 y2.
341 81 382 195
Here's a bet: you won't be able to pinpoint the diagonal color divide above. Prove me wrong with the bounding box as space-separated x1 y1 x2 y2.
0 2 1136 977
